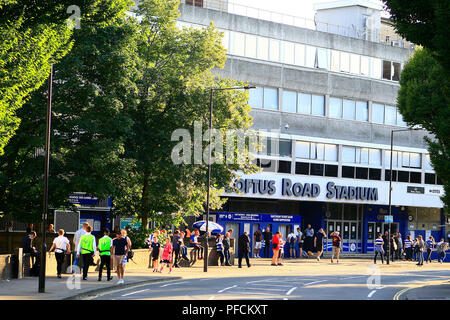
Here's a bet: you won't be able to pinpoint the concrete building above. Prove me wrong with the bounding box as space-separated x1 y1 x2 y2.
178 0 447 257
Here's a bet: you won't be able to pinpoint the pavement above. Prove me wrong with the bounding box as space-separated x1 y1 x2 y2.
1 257 449 300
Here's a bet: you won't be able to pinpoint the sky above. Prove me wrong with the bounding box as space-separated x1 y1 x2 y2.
227 0 387 20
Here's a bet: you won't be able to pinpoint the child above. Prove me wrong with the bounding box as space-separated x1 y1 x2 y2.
150 236 161 272
160 237 173 273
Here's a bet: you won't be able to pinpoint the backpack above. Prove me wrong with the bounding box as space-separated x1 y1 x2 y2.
290 235 295 244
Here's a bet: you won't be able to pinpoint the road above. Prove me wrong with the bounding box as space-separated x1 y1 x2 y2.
80 260 450 300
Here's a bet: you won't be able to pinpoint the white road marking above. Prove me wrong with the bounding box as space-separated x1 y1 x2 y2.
160 281 189 287
218 285 237 293
121 289 150 297
246 279 277 284
367 290 377 298
283 298 288 300
286 287 297 296
340 276 366 280
304 280 327 286
228 291 280 296
239 287 287 292
250 283 293 288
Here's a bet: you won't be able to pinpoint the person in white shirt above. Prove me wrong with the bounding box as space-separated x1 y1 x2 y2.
295 227 304 258
72 222 88 270
287 230 297 258
48 229 71 278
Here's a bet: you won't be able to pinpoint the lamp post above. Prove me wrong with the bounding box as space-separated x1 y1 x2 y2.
39 64 53 292
204 85 256 273
387 127 423 265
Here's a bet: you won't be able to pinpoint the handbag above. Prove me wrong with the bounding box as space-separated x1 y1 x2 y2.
272 243 278 249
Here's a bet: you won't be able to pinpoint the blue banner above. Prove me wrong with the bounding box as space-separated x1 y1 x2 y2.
217 212 301 223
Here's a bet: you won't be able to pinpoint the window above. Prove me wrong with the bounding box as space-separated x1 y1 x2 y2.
329 97 342 118
356 167 368 179
409 153 421 168
369 168 381 180
372 103 385 124
397 170 409 182
361 56 369 75
305 46 316 68
310 163 324 176
330 50 339 71
350 54 360 74
396 111 407 126
372 58 382 79
296 141 337 162
410 172 421 184
356 101 368 121
263 88 278 110
260 138 290 156
298 93 311 114
340 52 350 72
278 160 291 173
257 159 276 172
343 146 380 165
392 62 401 81
295 162 309 175
360 148 369 164
283 42 295 64
245 34 257 58
233 32 245 56
221 30 229 50
311 95 325 116
269 39 280 61
279 139 292 157
343 99 356 120
425 154 433 170
296 141 310 159
342 146 356 163
425 173 436 184
282 90 297 113
249 87 263 108
257 37 269 60
369 149 381 166
325 165 338 177
324 144 338 161
342 166 355 178
383 60 392 80
317 48 328 69
384 105 397 125
294 44 305 66
386 151 399 168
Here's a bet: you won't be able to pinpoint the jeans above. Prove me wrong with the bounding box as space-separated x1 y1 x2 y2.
98 255 111 279
224 248 231 265
417 251 424 265
374 249 384 263
193 245 204 259
55 252 65 275
264 242 270 258
173 249 180 266
426 248 432 262
238 251 250 267
217 251 224 266
405 247 412 260
438 252 446 262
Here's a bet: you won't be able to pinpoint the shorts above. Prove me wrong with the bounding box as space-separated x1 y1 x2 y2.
254 242 262 249
160 259 171 264
316 244 323 252
152 254 159 262
289 243 296 249
113 255 125 267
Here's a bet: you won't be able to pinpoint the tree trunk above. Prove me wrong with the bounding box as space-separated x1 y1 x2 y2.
141 173 150 230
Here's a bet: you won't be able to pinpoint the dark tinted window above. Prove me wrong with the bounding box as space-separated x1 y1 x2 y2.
383 60 392 80
398 170 409 182
437 176 443 185
258 158 276 172
279 140 292 157
342 166 355 178
278 160 291 173
295 162 309 175
425 173 436 185
385 170 397 182
325 165 338 177
369 168 381 180
409 172 421 184
356 167 368 179
310 163 324 176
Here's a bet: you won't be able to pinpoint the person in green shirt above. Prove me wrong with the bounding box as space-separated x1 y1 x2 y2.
76 225 97 280
97 228 113 281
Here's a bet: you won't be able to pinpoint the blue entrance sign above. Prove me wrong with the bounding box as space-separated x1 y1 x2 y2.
217 212 301 223
384 215 394 223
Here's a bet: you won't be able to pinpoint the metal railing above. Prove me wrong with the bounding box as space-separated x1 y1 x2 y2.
180 0 410 48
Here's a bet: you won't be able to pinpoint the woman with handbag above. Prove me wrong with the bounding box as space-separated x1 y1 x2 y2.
271 231 281 266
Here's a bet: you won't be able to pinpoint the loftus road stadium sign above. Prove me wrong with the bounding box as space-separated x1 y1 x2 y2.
233 178 378 201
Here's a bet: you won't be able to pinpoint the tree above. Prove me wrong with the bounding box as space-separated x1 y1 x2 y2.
384 0 450 72
0 0 136 222
115 0 258 229
397 48 450 210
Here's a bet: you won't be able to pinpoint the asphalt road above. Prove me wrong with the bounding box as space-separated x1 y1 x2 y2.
83 268 450 300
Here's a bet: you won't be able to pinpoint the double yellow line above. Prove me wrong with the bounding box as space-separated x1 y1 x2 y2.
393 280 450 300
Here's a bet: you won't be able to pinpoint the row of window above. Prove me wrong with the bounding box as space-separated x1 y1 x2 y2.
249 86 407 127
176 21 403 82
254 159 442 185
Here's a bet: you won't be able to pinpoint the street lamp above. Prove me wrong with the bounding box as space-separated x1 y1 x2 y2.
39 64 53 292
204 85 256 273
386 127 423 265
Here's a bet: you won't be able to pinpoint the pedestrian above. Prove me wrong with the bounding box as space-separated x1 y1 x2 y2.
253 229 262 258
223 232 232 266
396 233 403 260
185 227 191 239
216 233 225 266
238 231 251 268
190 229 204 261
160 237 173 273
382 231 389 260
278 233 285 266
48 224 57 234
295 227 303 258
330 231 342 263
262 227 273 258
271 231 281 266
179 232 189 262
97 228 113 281
287 229 297 258
304 224 314 257
425 236 435 263
112 229 130 284
436 238 448 263
413 238 419 261
72 222 89 271
21 231 39 266
314 228 327 261
172 230 181 268
390 234 397 262
48 229 71 278
416 235 425 266
404 235 413 261
150 235 161 272
373 233 384 264
76 225 96 281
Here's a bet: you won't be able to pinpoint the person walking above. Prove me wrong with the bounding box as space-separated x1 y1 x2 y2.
160 237 173 273
278 233 285 266
223 232 232 266
97 228 113 281
436 238 448 264
404 235 413 261
73 222 88 271
416 235 425 266
330 231 342 263
304 224 314 257
253 229 262 258
238 232 251 268
390 234 397 262
262 227 273 258
179 232 190 263
373 233 384 264
396 233 403 260
76 225 96 281
216 233 225 266
48 229 70 278
271 231 281 266
314 228 327 261
295 227 303 258
413 238 419 261
425 236 435 263
150 236 161 272
287 229 297 259
190 229 204 261
112 229 130 284
172 230 181 268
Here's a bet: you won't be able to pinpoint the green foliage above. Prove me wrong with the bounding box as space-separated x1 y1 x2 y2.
397 48 450 210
